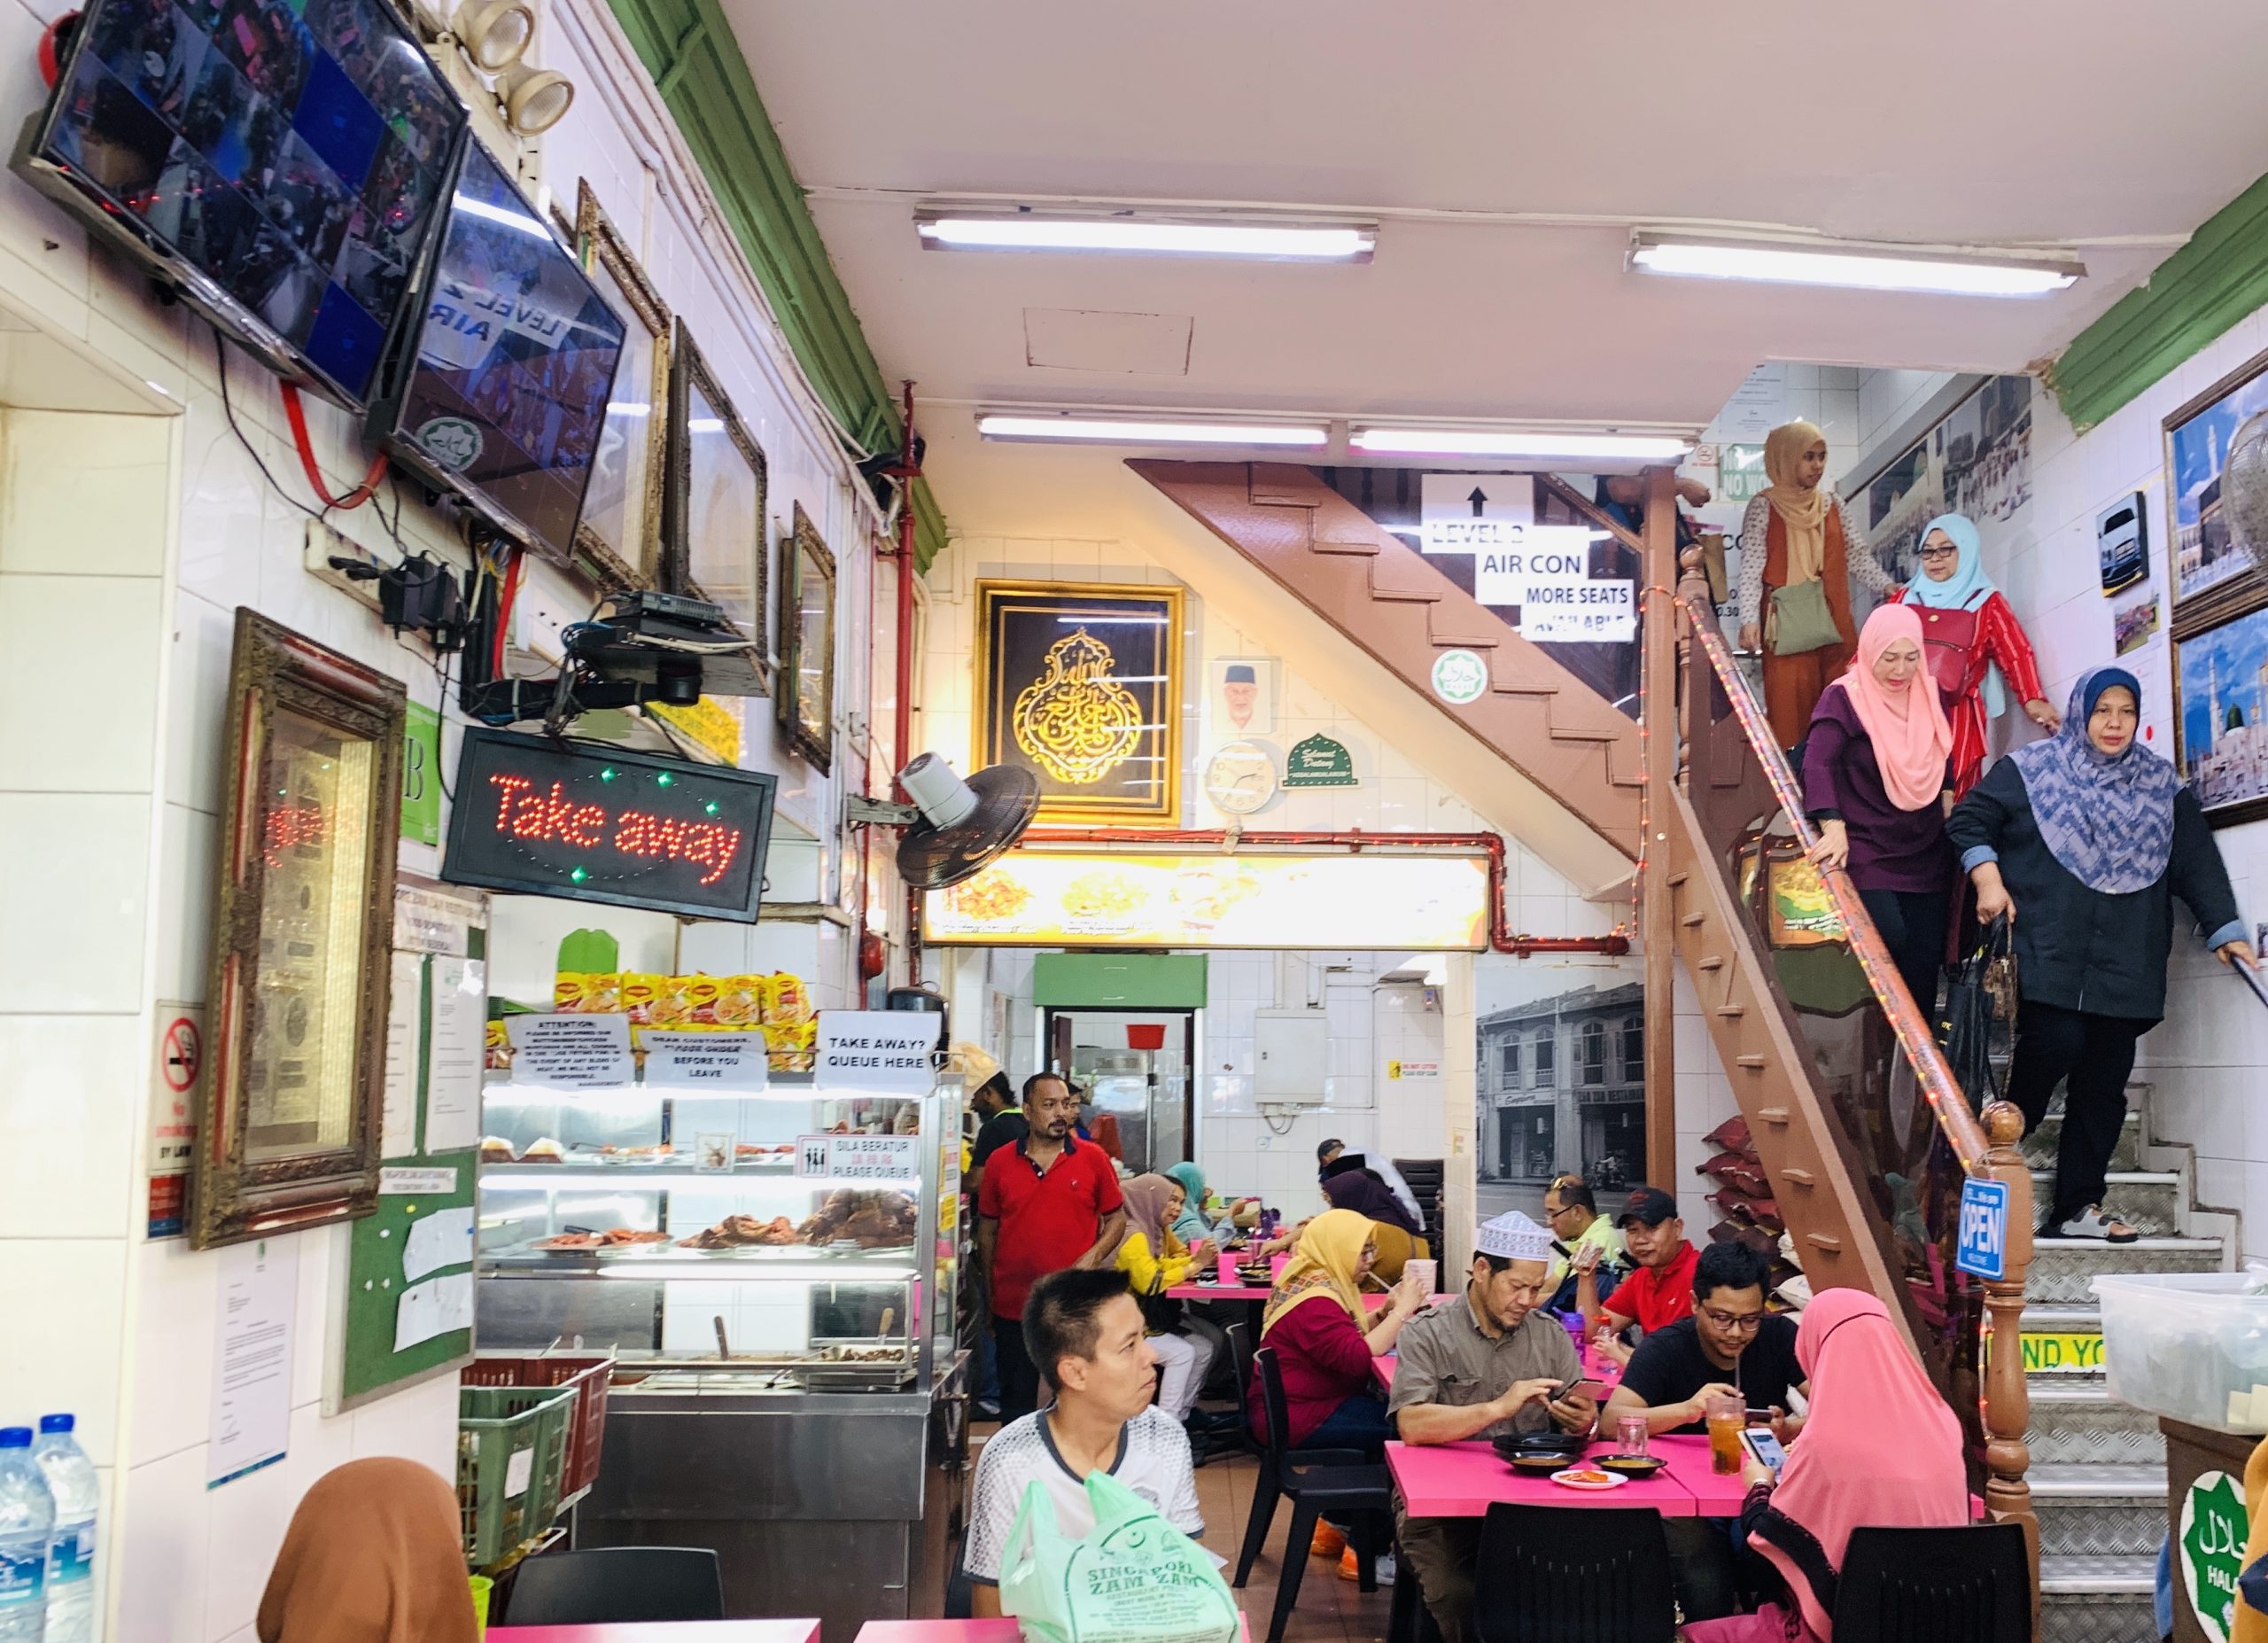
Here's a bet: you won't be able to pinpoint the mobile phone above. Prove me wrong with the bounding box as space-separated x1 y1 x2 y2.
1744 1408 1775 1424
1552 1378 1608 1404
1739 1428 1788 1473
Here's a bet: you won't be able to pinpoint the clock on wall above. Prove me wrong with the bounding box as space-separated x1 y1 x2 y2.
1203 740 1278 815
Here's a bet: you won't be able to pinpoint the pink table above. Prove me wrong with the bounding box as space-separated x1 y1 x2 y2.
493 1625 821 1643
857 1619 1250 1643
1373 1355 1397 1387
1387 1435 1733 1518
1164 1286 1453 1309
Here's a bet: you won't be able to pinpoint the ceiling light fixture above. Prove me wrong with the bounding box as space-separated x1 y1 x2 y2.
1628 232 2082 297
917 211 1376 262
976 414 1329 448
1349 427 1693 461
496 62 574 133
449 0 532 69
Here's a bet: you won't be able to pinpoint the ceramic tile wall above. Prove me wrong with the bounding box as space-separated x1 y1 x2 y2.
1971 305 2268 1259
0 0 895 1628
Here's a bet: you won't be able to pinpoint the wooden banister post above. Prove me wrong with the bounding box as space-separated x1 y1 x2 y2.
1981 1098 2040 1623
1642 466 1679 1187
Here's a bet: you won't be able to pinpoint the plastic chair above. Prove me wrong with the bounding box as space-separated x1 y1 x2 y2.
1830 1524 2031 1643
504 1546 726 1624
1237 1346 1392 1643
1472 1501 1674 1643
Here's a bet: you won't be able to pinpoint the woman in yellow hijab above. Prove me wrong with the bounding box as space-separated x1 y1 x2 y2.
1735 419 1901 747
1250 1209 1427 1460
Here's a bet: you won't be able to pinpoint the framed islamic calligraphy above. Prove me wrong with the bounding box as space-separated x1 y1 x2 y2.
974 580 1184 822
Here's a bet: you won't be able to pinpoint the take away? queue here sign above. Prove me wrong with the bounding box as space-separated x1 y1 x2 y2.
815 1009 944 1095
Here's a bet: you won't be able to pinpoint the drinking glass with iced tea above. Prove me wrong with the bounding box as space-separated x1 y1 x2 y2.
1705 1392 1745 1476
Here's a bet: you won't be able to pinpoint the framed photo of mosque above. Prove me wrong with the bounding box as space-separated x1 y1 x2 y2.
2172 596 2268 827
191 610 407 1249
2165 345 2268 635
974 580 1184 822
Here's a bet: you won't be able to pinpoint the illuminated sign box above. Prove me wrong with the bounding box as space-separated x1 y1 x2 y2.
924 851 1489 950
442 728 775 921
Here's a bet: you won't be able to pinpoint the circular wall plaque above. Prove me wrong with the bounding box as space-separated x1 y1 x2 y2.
1432 649 1489 705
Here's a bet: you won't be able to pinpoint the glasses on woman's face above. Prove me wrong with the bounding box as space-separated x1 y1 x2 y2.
1919 543 1960 560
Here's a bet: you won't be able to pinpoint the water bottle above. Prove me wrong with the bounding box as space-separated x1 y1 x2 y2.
32 1418 94 1643
0 1427 53 1643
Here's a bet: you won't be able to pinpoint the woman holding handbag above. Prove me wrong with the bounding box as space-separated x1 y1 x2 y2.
1736 420 1901 748
1947 667 2256 1242
1112 1173 1216 1421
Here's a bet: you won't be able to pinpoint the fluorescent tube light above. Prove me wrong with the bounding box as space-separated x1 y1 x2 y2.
917 214 1375 261
1350 427 1692 461
978 415 1329 448
1628 234 2081 297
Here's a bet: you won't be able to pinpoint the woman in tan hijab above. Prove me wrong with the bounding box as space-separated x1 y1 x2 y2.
1736 419 1900 747
258 1458 478 1643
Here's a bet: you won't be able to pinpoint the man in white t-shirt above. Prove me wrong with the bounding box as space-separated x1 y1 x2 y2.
963 1268 1203 1616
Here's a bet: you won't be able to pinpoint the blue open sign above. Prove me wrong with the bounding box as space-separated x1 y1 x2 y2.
1956 1178 2009 1281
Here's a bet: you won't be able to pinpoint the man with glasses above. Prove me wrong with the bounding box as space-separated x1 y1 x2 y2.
1387 1211 1596 1643
1601 1240 1806 1622
1541 1174 1624 1314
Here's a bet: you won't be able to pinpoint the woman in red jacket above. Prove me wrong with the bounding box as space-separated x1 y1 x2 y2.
1890 512 2059 798
1252 1209 1426 1457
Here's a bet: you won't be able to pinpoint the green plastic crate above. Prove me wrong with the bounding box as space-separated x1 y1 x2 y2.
456 1382 578 1566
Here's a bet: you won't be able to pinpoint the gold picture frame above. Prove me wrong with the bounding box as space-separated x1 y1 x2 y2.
2166 342 2268 639
190 610 406 1250
665 323 770 672
777 502 836 774
975 580 1184 822
571 181 671 589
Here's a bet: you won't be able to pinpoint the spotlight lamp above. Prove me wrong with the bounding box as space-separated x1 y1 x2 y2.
451 0 533 71
497 63 575 134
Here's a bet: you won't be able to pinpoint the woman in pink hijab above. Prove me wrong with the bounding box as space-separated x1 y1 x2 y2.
1800 602 1956 1016
1682 1289 1969 1642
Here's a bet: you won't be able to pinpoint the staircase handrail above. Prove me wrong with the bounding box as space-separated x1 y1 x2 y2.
1674 596 1993 1175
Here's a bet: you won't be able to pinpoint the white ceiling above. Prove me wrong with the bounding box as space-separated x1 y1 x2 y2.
720 0 2268 502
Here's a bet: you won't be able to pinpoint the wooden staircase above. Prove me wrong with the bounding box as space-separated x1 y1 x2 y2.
1131 459 1643 860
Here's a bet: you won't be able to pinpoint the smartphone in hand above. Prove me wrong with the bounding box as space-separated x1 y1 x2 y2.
1739 1428 1788 1474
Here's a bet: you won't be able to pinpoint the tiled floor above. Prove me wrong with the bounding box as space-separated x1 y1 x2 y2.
970 1425 1396 1643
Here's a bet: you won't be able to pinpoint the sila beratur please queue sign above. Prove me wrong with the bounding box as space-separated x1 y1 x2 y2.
441 728 778 921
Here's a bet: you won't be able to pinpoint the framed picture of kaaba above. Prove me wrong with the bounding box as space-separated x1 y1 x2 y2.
975 580 1184 822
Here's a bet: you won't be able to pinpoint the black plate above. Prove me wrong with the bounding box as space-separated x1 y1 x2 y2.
1508 1454 1568 1476
1493 1433 1586 1461
1598 1454 1667 1477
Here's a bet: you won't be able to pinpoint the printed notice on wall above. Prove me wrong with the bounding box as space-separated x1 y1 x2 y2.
208 1237 298 1488
423 957 485 1152
797 1133 923 1180
814 1009 942 1094
380 953 423 1159
393 1270 473 1351
506 1011 635 1089
643 1030 770 1092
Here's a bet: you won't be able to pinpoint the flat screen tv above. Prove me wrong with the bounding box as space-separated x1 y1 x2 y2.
369 142 627 564
13 0 468 409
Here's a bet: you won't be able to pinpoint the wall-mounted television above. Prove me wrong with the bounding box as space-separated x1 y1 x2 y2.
368 142 626 564
12 0 468 409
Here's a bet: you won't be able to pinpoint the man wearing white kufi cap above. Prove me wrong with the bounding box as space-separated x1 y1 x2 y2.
1386 1211 1598 1643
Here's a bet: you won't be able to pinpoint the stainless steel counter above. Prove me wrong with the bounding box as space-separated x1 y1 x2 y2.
577 1354 970 1642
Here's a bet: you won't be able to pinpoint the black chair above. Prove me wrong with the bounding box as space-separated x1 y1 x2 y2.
1237 1346 1393 1643
1472 1501 1674 1643
1215 1320 1264 1461
1830 1524 2031 1643
504 1546 726 1625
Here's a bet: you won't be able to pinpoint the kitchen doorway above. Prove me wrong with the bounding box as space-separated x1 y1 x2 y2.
1042 1008 1196 1174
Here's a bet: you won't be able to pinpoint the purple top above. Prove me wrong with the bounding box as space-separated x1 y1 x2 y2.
1800 686 1955 895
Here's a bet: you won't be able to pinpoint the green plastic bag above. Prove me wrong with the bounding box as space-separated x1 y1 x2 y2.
998 1471 1239 1643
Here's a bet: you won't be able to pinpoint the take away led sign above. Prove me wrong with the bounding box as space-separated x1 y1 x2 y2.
442 728 776 921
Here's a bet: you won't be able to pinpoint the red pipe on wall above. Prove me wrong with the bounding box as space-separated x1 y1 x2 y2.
1014 826 1630 958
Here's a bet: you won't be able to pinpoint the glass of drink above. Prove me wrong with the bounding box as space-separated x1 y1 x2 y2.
1705 1392 1745 1476
1615 1413 1650 1460
1405 1258 1437 1297
1218 1253 1239 1286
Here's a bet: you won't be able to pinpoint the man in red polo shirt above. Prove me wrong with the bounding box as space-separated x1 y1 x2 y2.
976 1072 1126 1422
1575 1187 1698 1367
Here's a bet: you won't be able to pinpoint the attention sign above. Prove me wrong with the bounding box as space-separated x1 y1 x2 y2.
442 728 776 921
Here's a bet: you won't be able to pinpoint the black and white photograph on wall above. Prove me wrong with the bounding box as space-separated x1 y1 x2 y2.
2166 347 2268 630
2174 596 2268 825
1860 375 2032 585
1473 959 1644 1221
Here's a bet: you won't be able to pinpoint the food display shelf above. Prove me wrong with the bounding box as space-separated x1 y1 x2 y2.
481 1164 917 1188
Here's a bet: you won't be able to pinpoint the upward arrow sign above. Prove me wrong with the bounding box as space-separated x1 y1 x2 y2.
1467 487 1489 517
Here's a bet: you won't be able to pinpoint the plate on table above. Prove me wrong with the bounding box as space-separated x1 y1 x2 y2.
1508 1454 1572 1476
1550 1467 1627 1491
1598 1454 1666 1478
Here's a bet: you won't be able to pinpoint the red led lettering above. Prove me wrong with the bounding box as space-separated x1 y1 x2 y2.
485 764 744 886
262 800 327 867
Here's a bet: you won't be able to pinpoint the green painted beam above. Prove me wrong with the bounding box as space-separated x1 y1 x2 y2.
2047 171 2268 434
605 0 945 570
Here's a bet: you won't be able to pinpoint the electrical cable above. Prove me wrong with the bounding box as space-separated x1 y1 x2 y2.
211 327 323 524
279 381 387 511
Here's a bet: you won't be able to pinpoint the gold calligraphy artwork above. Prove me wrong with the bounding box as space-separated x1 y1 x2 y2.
1011 627 1142 784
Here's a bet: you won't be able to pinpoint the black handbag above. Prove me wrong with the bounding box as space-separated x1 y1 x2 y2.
1135 1268 1184 1334
1941 915 2016 1110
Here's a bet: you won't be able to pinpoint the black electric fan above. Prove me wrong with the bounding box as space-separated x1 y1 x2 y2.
891 753 1038 890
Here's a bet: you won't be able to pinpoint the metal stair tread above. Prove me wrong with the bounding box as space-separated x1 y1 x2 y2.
2039 1554 2158 1595
2023 1305 2103 1328
2032 1235 2220 1250
2027 1383 2118 1406
2026 1462 2167 1497
2031 1170 2181 1186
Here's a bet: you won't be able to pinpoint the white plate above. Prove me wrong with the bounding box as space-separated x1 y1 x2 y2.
1549 1468 1628 1491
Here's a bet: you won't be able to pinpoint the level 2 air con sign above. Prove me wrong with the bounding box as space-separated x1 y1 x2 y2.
1418 473 1634 642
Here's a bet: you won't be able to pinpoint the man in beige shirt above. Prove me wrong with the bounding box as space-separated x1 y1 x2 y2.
1386 1212 1599 1643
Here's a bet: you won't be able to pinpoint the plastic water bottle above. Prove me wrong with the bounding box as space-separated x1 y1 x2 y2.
0 1427 53 1643
32 1418 94 1643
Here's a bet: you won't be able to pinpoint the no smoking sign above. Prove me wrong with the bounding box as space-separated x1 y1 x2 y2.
161 1014 201 1093
148 1003 206 1239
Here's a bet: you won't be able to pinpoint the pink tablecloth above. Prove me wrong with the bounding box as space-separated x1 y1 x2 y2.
493 1624 821 1643
857 1618 1250 1643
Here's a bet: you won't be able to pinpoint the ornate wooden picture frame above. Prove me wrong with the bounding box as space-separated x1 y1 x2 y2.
777 502 837 774
664 323 770 674
571 180 671 589
2166 343 2268 638
190 610 407 1250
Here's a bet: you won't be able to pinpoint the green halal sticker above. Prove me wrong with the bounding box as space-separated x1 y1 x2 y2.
1432 649 1488 705
2181 1468 2249 1643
